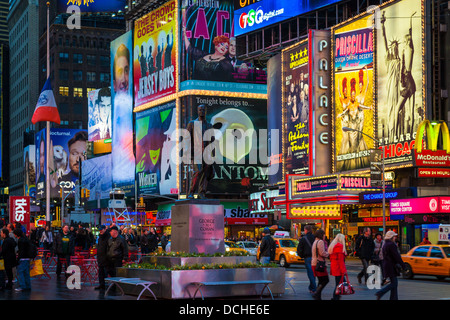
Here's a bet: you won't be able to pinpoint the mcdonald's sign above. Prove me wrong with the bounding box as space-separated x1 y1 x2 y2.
413 120 450 167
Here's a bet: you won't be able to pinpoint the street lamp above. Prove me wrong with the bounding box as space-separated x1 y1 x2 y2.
342 126 386 236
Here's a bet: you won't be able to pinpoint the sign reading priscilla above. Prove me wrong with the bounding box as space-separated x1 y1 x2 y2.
234 0 341 36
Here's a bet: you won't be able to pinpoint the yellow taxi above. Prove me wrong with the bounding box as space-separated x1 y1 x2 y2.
257 237 303 267
401 245 450 280
224 241 249 254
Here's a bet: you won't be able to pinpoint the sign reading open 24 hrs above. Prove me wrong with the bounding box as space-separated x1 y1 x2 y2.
234 0 341 36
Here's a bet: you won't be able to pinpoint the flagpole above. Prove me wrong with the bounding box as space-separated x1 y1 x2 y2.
46 1 51 226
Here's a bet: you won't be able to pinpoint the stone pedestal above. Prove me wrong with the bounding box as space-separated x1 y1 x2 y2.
171 199 225 255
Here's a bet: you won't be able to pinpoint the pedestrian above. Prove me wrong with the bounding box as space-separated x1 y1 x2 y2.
419 237 431 245
297 225 316 294
147 227 159 253
375 231 406 300
106 226 128 278
53 225 75 279
126 228 138 260
140 229 150 254
1 228 17 290
160 232 169 252
259 227 275 265
328 233 348 300
372 233 385 281
13 229 32 291
355 227 374 284
95 225 111 290
311 229 329 300
40 225 54 254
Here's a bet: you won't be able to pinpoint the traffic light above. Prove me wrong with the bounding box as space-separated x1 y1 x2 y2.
139 197 144 206
59 188 63 198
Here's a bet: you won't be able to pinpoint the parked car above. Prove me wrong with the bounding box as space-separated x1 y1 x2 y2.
401 245 450 280
224 240 248 254
257 237 302 267
236 241 258 256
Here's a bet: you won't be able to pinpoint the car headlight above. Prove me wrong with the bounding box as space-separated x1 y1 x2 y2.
226 247 230 252
289 251 297 256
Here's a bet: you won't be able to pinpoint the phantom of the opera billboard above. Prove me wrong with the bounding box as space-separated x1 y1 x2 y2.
179 95 268 195
333 13 375 172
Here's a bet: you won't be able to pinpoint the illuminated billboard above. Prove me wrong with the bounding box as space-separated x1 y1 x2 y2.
376 0 424 166
57 0 126 13
333 14 375 172
88 87 111 142
23 145 36 198
133 0 177 109
81 154 112 201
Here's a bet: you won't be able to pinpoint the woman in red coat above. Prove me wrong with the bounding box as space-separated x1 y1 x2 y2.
328 233 348 300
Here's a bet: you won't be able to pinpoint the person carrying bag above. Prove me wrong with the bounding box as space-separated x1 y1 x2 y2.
311 229 329 300
328 233 353 300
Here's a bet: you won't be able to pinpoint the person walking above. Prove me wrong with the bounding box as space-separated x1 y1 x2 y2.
160 232 169 252
53 225 75 279
355 227 375 284
40 225 54 254
259 227 275 265
311 229 329 300
95 225 111 290
297 225 316 294
1 228 17 290
13 229 32 291
106 226 128 278
147 227 159 253
328 233 348 300
375 231 406 300
140 229 150 254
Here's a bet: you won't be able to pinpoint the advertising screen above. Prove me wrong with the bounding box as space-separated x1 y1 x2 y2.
282 40 311 176
333 14 375 172
181 0 266 86
180 95 268 195
81 154 112 201
136 101 177 195
111 31 135 195
57 0 126 13
134 0 177 109
23 145 36 198
88 87 112 142
376 0 424 165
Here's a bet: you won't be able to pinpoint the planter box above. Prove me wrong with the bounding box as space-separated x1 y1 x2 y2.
116 267 285 299
141 255 257 267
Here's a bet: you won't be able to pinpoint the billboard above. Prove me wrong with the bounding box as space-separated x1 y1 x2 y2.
180 95 268 195
23 145 36 198
181 0 266 86
376 0 424 165
35 128 88 199
136 101 177 195
88 87 112 142
234 0 342 36
134 0 177 108
333 14 375 172
81 154 112 201
282 40 311 176
9 196 30 234
57 0 126 13
111 31 135 195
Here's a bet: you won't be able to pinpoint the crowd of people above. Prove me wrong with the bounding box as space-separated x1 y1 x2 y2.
0 221 171 292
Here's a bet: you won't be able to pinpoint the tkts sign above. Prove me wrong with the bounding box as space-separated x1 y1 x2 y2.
9 196 30 233
413 120 450 168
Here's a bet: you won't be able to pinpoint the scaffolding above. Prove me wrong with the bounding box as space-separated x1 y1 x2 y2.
108 188 131 226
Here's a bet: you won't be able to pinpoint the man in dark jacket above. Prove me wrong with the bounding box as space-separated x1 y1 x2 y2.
95 225 111 290
375 231 406 300
297 225 316 294
53 225 75 279
1 228 17 290
259 228 275 264
147 227 159 253
106 226 128 278
355 227 375 284
13 229 32 291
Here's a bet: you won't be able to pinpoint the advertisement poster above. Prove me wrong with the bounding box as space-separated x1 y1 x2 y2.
9 196 30 234
23 145 36 198
334 15 375 172
376 0 424 165
282 41 311 175
111 31 135 195
81 154 112 201
57 0 126 13
181 0 266 85
36 128 88 199
181 95 268 195
88 87 112 142
134 0 177 108
136 101 177 195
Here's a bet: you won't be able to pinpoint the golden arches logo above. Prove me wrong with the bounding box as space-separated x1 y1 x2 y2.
414 120 450 154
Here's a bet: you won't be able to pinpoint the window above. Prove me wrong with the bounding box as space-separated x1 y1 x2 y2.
73 87 83 97
87 72 96 82
59 52 69 63
87 55 96 66
73 121 83 129
100 55 109 67
59 69 69 80
430 247 444 258
100 73 110 83
87 87 96 94
73 70 83 81
73 53 83 64
59 86 69 96
412 246 430 257
59 103 69 113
